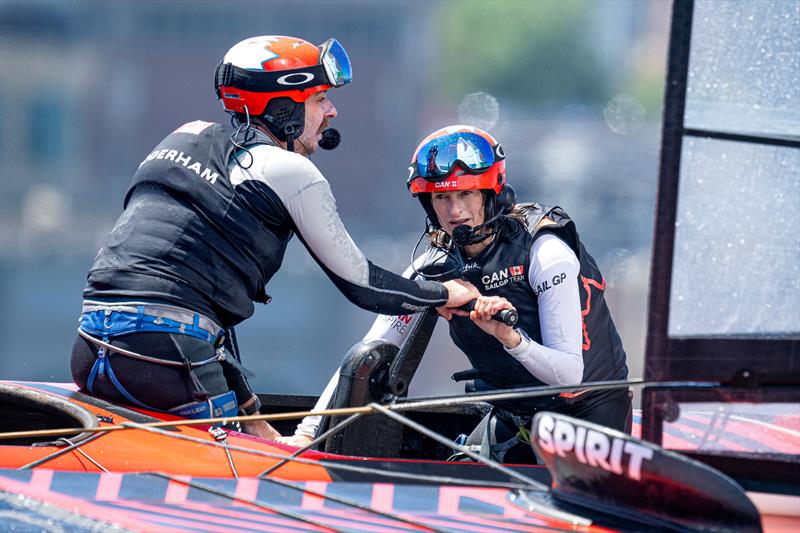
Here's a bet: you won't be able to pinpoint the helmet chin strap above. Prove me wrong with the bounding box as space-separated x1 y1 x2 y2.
284 125 297 153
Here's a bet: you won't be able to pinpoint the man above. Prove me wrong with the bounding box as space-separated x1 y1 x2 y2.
72 37 478 438
282 126 630 463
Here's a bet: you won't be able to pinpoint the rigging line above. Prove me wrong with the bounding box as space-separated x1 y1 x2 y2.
369 403 592 528
0 379 719 441
253 416 451 533
394 379 721 410
149 472 340 533
18 431 109 470
57 437 109 473
258 412 364 477
0 405 367 440
261 476 448 533
369 403 545 491
700 409 731 450
222 436 239 479
397 378 650 404
119 421 529 490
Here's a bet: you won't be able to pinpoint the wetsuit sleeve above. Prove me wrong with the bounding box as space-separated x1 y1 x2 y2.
504 233 584 385
237 147 448 315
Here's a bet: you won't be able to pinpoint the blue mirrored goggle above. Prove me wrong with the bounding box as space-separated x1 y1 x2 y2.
414 131 501 180
320 38 352 88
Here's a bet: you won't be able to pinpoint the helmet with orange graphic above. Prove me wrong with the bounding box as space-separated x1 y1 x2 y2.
407 125 515 245
214 35 351 150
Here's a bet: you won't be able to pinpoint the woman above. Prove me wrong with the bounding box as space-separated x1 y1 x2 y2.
280 126 630 462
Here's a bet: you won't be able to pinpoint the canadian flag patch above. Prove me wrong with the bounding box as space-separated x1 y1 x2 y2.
509 265 525 276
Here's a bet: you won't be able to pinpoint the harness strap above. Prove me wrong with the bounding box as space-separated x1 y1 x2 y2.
77 328 222 368
83 335 161 411
103 356 160 410
479 408 529 463
85 349 103 393
173 334 210 402
82 300 221 340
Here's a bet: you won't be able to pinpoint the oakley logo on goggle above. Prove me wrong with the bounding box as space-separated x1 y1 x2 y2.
277 72 315 86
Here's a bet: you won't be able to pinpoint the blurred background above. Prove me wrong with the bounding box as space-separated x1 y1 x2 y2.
0 0 670 398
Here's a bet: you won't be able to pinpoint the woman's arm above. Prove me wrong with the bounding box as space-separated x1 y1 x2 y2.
507 233 583 385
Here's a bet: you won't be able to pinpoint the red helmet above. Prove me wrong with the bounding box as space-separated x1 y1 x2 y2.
214 36 351 148
407 125 506 195
407 125 513 236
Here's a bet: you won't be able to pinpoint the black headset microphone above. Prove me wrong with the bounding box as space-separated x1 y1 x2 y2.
319 128 341 150
451 210 506 247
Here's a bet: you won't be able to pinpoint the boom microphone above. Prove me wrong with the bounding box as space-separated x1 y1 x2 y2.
319 128 341 150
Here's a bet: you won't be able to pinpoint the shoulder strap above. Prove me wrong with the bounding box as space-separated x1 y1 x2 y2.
518 203 581 255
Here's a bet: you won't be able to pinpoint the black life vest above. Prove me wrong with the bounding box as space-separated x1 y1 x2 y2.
85 121 288 328
420 203 628 412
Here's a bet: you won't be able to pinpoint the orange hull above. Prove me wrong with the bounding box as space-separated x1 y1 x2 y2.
2 382 332 481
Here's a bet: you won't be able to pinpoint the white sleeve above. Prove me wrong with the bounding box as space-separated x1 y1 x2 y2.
295 371 340 438
504 233 584 385
231 146 370 284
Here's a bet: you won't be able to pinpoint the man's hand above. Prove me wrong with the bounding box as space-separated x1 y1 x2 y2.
449 295 521 348
240 420 282 440
238 395 281 440
439 279 481 320
275 434 314 448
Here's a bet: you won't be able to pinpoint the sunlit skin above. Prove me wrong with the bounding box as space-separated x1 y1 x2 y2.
239 396 281 440
430 189 488 255
295 91 337 156
432 190 522 349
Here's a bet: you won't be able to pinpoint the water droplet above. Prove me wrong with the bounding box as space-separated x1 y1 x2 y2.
603 94 645 135
457 92 500 131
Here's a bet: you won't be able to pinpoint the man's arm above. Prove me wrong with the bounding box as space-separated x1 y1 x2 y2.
232 146 477 314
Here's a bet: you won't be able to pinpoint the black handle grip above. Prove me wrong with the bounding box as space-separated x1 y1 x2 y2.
460 300 518 327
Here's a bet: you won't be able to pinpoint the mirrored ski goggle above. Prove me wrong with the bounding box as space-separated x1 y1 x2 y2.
412 131 504 181
319 38 352 88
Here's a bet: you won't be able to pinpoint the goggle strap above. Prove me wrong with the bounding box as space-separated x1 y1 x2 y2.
216 63 333 94
214 61 233 96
